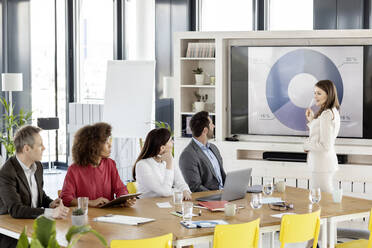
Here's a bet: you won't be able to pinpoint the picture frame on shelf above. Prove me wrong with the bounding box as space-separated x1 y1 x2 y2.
182 114 215 138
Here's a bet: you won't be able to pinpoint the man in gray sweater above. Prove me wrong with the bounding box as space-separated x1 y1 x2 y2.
179 111 226 192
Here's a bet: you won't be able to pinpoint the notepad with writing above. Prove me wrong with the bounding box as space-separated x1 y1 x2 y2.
180 220 228 229
93 215 155 225
198 201 228 211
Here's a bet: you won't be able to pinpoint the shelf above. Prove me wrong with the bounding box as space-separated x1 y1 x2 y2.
181 57 215 60
181 84 215 88
181 112 215 116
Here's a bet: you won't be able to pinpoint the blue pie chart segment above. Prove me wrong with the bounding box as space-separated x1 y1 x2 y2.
266 49 343 131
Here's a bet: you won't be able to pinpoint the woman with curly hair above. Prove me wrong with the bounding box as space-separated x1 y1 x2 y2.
60 122 135 207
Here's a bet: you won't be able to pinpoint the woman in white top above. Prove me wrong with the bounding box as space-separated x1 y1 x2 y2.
133 128 192 199
304 80 340 193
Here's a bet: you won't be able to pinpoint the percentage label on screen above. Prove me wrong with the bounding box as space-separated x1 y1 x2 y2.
259 113 274 120
340 115 351 121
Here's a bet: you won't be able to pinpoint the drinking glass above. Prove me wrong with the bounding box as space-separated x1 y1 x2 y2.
309 188 321 209
224 203 237 217
250 193 262 209
173 191 183 213
182 202 193 221
263 180 274 196
77 197 89 215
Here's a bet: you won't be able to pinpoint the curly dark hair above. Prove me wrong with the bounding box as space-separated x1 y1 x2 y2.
72 122 112 166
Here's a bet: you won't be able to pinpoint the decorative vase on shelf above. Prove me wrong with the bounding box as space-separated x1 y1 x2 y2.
194 102 206 112
195 74 204 85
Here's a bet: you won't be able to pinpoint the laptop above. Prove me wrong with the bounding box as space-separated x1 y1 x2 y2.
196 168 252 202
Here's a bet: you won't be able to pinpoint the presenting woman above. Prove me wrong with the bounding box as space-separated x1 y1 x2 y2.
304 80 340 193
133 128 192 200
60 122 135 207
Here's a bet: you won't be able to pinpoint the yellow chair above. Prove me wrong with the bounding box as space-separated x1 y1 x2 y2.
213 218 260 248
127 181 137 194
279 210 320 248
335 209 372 248
111 233 172 248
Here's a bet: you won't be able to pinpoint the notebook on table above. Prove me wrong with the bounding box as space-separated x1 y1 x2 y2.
93 215 154 225
198 201 228 211
180 220 228 229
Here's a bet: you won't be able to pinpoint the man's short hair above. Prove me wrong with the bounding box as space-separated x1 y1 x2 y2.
14 125 42 153
189 111 210 137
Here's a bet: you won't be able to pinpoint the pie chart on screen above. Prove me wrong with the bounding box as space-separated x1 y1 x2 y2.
266 49 344 131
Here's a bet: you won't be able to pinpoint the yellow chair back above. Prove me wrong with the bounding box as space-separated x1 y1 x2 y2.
335 208 372 248
279 210 320 248
127 181 137 194
213 218 260 248
111 233 172 248
368 208 372 248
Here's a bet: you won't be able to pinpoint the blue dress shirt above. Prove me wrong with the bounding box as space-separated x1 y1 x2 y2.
192 138 223 189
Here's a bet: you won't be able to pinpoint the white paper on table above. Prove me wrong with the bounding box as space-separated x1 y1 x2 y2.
94 215 155 225
271 213 296 218
156 202 173 208
261 197 284 204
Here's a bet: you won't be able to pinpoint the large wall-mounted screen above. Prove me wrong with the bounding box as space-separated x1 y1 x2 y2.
230 45 372 138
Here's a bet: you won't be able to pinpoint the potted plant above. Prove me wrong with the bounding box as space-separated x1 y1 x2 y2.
193 91 208 112
71 208 87 226
17 215 107 248
0 97 32 159
192 67 204 85
154 121 174 156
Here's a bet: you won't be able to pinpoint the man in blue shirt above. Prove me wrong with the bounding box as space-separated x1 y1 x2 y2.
179 111 226 192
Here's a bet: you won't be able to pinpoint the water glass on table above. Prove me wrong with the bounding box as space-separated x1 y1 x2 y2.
250 193 262 209
309 188 321 209
77 197 89 215
263 180 274 196
173 191 183 213
182 202 193 221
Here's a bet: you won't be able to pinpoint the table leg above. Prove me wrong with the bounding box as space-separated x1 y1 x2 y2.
259 233 263 248
328 218 336 248
270 232 275 248
321 219 327 248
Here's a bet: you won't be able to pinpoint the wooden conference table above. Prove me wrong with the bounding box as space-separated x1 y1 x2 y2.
0 187 372 248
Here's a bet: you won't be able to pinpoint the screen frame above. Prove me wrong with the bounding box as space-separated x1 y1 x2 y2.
227 38 371 143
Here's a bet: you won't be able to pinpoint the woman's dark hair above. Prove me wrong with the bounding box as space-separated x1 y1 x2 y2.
72 122 112 166
189 111 210 137
132 128 171 180
314 80 340 119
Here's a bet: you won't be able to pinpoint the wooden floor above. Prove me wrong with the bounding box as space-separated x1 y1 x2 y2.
43 171 369 248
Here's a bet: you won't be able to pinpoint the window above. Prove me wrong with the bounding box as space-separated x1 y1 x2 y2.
31 0 66 163
268 0 313 30
76 0 114 103
201 0 253 31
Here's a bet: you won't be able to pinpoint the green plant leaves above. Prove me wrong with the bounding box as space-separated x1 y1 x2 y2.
32 216 56 247
0 96 32 157
66 225 107 248
17 217 107 248
16 227 29 248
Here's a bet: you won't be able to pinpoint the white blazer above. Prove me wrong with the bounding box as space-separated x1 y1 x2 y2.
304 107 340 173
136 157 191 198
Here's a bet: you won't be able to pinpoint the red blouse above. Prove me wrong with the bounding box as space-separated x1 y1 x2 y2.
61 158 128 206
